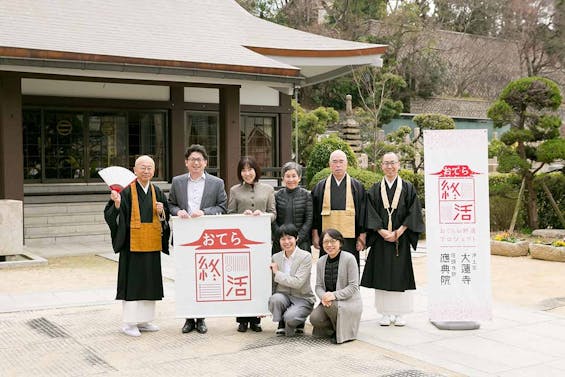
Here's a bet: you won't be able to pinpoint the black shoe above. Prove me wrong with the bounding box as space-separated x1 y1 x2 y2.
330 331 337 344
295 322 305 334
182 319 195 334
275 321 285 335
237 322 248 332
196 319 208 334
250 323 262 332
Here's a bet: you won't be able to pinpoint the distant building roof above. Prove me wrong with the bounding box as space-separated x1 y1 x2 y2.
0 0 386 86
410 97 492 119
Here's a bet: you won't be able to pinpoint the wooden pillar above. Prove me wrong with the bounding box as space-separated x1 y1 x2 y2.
219 85 240 190
0 73 23 200
279 92 293 165
170 86 185 180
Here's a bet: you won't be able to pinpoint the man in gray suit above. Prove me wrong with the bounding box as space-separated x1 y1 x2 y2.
269 224 315 336
168 144 227 334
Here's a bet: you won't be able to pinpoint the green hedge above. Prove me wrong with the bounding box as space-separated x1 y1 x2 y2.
488 173 524 231
305 135 357 185
487 172 565 231
534 172 565 229
308 167 381 190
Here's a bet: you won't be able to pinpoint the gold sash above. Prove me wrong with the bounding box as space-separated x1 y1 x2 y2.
321 174 356 238
130 182 162 252
380 176 403 231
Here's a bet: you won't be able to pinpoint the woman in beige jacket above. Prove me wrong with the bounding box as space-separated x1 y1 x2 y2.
228 156 276 332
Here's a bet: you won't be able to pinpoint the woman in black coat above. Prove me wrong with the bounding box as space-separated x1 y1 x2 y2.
272 161 313 253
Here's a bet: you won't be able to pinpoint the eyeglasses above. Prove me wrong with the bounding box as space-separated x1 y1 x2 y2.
187 158 204 163
322 239 339 246
382 161 399 166
330 159 346 164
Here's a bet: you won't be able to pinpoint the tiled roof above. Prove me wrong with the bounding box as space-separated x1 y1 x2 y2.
0 0 386 79
410 97 492 119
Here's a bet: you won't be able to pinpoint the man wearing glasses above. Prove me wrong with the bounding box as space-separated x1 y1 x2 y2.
311 149 367 267
360 152 424 327
168 144 227 334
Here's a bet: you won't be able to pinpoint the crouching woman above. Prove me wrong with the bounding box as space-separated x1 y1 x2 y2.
310 228 362 344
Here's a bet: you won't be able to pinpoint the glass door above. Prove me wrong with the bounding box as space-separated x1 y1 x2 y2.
87 112 128 178
43 111 85 180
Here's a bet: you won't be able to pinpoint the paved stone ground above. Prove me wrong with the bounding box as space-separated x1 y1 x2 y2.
3 242 565 376
0 301 448 377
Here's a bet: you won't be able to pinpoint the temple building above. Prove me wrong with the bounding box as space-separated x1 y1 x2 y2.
0 0 385 244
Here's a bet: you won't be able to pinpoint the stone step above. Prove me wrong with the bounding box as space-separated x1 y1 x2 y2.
24 233 111 246
24 213 106 226
24 223 109 238
24 202 106 216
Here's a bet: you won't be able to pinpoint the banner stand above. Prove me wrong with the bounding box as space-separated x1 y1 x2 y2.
431 321 480 330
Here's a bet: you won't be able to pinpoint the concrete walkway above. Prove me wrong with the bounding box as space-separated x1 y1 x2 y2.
1 241 564 376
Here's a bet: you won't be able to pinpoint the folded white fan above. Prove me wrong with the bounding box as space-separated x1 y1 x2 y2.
98 166 136 192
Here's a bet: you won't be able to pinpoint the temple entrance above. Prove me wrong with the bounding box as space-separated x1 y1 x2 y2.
23 108 167 182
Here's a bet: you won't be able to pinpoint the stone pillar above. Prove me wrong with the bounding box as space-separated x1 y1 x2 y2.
219 85 241 190
170 86 185 180
279 92 292 164
0 200 23 254
0 73 23 200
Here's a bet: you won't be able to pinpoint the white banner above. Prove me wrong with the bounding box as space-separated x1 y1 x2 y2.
424 129 492 321
173 214 272 318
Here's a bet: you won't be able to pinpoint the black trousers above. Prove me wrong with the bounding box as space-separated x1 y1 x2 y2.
236 316 261 324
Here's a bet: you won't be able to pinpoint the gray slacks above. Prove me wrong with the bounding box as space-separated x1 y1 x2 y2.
268 292 313 335
310 301 338 337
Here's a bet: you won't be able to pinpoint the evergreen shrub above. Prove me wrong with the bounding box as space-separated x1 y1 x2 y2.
305 135 357 186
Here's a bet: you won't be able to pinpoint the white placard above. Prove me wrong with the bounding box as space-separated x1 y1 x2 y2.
173 214 272 318
424 129 492 321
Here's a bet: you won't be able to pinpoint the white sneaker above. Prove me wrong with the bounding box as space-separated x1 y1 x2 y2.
378 315 392 326
122 324 141 337
138 323 159 332
393 315 406 327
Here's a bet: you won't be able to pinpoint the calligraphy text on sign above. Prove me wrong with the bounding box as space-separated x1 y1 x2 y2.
195 252 251 302
182 228 264 303
439 251 478 286
433 165 481 224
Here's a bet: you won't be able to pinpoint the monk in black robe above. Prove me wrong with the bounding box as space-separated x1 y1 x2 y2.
104 155 170 337
311 150 366 267
361 152 424 327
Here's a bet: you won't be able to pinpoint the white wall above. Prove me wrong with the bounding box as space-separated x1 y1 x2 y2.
22 78 281 106
240 84 279 106
22 78 170 100
184 84 279 106
184 87 219 103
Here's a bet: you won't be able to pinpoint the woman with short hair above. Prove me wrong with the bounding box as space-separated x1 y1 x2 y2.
272 161 313 254
310 228 362 344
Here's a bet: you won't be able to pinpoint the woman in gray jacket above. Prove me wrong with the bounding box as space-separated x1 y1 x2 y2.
310 228 363 344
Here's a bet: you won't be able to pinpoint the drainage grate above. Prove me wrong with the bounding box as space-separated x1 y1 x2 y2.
83 346 116 371
241 334 331 351
540 296 565 310
383 371 439 377
27 317 69 338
